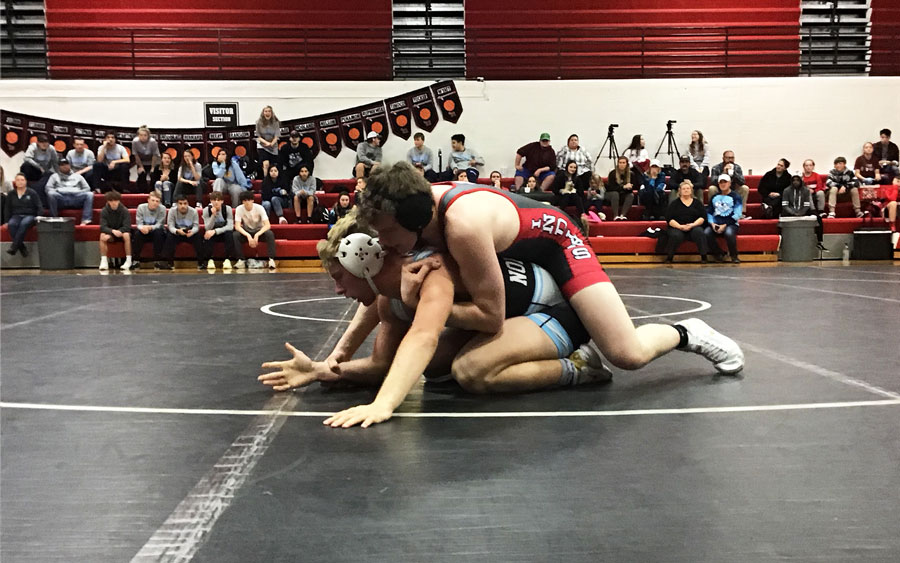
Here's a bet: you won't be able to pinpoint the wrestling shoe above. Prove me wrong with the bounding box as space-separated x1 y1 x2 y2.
676 318 744 375
568 341 613 385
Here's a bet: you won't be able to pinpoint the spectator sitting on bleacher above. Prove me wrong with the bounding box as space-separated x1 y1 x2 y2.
201 191 236 271
355 177 367 198
151 152 176 207
20 133 58 205
585 173 607 222
212 148 252 208
234 190 276 270
639 159 668 220
255 105 280 176
98 190 133 271
131 189 167 270
160 193 200 270
407 132 437 182
261 165 290 225
854 142 882 186
66 137 96 191
131 125 160 191
825 156 862 218
456 170 469 182
709 150 750 219
514 133 556 192
624 134 650 173
355 131 382 179
279 130 315 181
489 170 503 190
705 174 742 263
687 130 711 185
664 180 708 263
555 134 594 192
782 173 825 249
800 159 826 214
516 175 539 193
758 158 792 219
4 173 40 258
291 165 318 224
606 156 641 221
92 133 130 193
173 150 204 210
666 154 704 202
46 158 93 225
329 191 354 224
875 128 899 180
880 177 898 232
444 133 484 183
551 160 586 217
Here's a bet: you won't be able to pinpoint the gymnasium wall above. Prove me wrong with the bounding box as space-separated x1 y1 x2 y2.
1 77 898 181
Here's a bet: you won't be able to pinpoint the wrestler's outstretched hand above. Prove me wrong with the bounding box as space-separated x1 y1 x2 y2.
258 342 338 391
323 401 393 429
401 256 442 308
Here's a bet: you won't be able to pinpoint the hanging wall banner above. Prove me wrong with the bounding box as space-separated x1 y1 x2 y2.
182 130 206 164
1 111 27 157
227 126 255 160
431 80 463 123
293 118 320 159
384 95 412 140
157 131 184 162
50 122 74 155
339 108 365 151
317 114 342 159
72 124 96 151
25 116 49 146
409 87 439 132
206 130 228 161
361 101 390 144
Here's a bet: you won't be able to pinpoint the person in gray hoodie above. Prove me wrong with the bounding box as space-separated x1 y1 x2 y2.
354 131 382 179
132 189 168 269
782 173 825 248
200 190 236 270
20 133 59 205
160 193 200 270
46 159 93 224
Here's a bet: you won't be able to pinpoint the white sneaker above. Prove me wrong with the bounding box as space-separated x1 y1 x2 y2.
676 318 744 374
120 257 132 270
268 258 277 270
222 259 233 270
279 217 288 224
568 341 613 385
98 256 109 271
234 259 246 269
206 259 215 270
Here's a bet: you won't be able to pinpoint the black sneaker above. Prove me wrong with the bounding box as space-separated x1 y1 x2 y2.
130 261 141 270
731 256 741 264
157 262 173 270
701 255 708 263
5 247 17 256
19 245 29 258
714 254 725 263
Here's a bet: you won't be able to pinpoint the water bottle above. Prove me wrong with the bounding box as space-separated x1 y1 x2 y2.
842 243 850 265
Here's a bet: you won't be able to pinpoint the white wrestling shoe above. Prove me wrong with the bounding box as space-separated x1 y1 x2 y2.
569 341 613 385
676 318 744 374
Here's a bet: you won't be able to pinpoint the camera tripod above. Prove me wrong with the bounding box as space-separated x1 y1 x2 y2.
655 120 681 167
594 124 620 166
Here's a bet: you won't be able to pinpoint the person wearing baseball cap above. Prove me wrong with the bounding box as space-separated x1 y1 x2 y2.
279 129 315 181
639 159 668 219
514 133 557 192
704 173 742 263
355 131 383 179
666 153 705 202
46 157 94 225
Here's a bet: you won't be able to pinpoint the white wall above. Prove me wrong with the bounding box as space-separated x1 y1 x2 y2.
1 77 898 180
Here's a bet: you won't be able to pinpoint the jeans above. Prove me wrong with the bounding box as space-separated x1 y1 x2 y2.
155 181 174 206
20 162 53 207
132 228 166 261
6 214 36 249
665 226 708 258
704 224 739 257
201 231 237 262
163 232 201 262
48 190 94 222
554 193 585 215
233 227 276 259
213 178 243 208
762 193 782 218
605 190 634 217
263 196 290 218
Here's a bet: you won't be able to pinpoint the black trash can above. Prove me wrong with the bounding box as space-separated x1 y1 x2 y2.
36 217 76 270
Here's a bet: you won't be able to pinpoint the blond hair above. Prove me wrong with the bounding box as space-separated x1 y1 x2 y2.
679 180 694 190
316 209 377 268
137 125 151 136
356 161 431 226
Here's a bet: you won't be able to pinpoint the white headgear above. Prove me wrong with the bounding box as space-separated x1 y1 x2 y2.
338 232 385 294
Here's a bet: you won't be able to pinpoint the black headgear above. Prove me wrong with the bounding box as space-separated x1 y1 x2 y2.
394 192 435 234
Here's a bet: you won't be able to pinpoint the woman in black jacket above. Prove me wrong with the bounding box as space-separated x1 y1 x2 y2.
551 160 586 216
664 180 708 263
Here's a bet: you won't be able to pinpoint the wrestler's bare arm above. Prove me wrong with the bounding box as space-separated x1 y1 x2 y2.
326 302 380 363
331 297 409 386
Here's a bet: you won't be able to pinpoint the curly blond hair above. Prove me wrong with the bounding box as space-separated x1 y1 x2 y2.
356 161 432 226
316 209 377 268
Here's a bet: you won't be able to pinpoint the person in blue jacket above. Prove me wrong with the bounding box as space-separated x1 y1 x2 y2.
705 173 742 263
